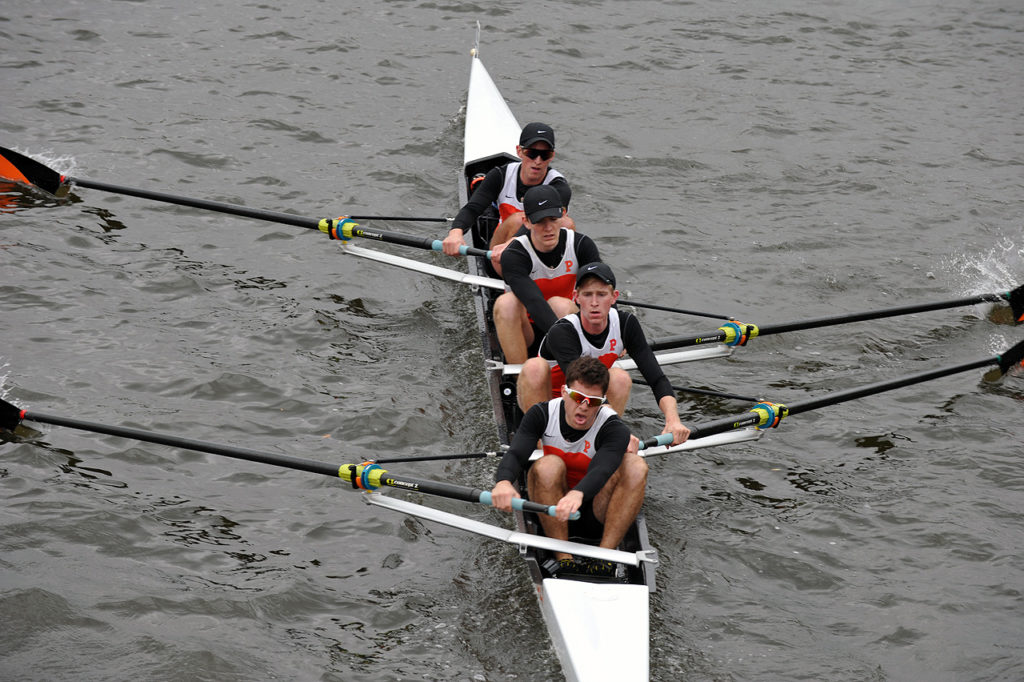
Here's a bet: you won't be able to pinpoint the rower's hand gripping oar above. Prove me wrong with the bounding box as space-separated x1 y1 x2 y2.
0 399 569 519
0 146 494 257
650 284 1024 352
674 338 1024 442
342 462 577 519
319 217 492 259
638 434 674 450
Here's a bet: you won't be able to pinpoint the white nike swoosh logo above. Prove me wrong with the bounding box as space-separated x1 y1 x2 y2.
538 200 548 205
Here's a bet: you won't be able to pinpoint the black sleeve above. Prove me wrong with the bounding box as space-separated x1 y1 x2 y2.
540 320 584 375
495 403 548 484
622 312 673 402
450 167 505 234
573 416 631 499
501 242 559 333
574 234 601 268
551 176 572 211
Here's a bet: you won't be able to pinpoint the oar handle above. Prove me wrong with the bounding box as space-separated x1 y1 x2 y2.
638 434 673 450
342 463 578 519
321 219 492 259
477 491 580 520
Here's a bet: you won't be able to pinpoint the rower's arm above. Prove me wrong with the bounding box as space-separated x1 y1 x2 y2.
451 168 504 234
573 418 631 499
657 394 690 445
542 321 585 376
622 312 674 401
501 246 559 332
494 404 548 484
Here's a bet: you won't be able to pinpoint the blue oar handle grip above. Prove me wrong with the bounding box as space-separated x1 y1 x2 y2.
478 491 581 520
639 433 673 450
429 239 493 260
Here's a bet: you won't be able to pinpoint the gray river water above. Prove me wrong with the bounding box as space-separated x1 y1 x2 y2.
2 1 1022 680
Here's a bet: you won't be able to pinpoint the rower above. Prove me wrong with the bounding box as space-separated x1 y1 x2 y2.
519 261 691 445
490 356 645 577
493 184 601 364
440 122 576 271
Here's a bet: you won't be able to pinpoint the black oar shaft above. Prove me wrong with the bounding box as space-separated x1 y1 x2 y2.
688 412 763 441
74 177 321 229
683 340 1023 443
649 329 728 352
20 409 339 477
757 294 1006 337
620 299 734 321
71 178 483 256
0 146 449 225
372 452 500 464
346 225 490 259
3 404 562 518
784 356 996 416
632 377 760 403
651 290 1017 351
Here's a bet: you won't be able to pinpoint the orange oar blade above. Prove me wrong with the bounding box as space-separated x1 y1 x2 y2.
0 146 70 196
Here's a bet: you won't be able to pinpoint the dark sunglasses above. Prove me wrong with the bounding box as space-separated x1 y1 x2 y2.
563 385 609 407
522 147 554 161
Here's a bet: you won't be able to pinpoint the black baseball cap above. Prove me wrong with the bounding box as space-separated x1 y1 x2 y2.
520 122 556 148
576 262 616 289
523 185 564 223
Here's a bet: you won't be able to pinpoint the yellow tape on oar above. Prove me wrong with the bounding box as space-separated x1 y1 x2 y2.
319 217 359 241
719 321 759 346
339 462 386 489
751 401 788 429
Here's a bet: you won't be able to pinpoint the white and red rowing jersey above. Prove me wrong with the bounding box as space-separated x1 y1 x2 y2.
541 398 617 488
496 162 565 222
511 228 579 301
545 309 625 393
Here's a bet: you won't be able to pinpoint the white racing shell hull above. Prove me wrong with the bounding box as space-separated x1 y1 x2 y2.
541 579 650 682
462 37 654 682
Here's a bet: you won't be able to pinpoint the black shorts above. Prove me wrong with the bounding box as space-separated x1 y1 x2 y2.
568 497 604 543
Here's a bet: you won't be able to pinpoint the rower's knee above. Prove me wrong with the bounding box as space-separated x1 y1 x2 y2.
609 368 632 395
607 368 633 414
493 292 522 324
528 455 568 491
547 296 577 318
520 357 550 386
518 358 551 410
621 452 649 487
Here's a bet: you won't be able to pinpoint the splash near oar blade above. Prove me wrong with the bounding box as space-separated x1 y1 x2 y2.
0 146 70 196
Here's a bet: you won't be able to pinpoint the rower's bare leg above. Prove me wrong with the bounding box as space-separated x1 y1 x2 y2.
547 295 578 319
489 212 526 250
528 455 572 559
607 367 633 415
592 452 648 550
493 292 533 364
518 358 552 413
